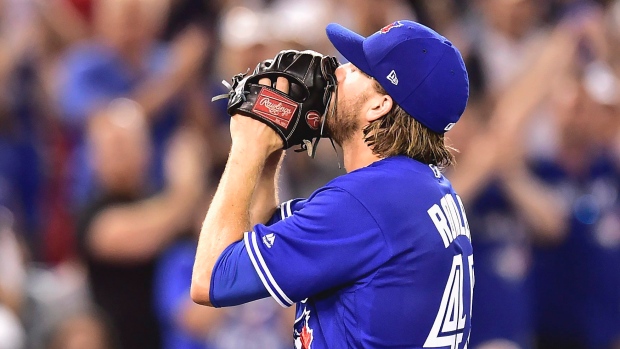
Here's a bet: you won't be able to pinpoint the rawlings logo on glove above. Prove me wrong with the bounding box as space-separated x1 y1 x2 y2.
213 50 339 156
253 88 298 128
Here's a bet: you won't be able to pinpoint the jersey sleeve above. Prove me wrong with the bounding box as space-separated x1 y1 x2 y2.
265 198 307 226
244 186 392 307
209 240 270 307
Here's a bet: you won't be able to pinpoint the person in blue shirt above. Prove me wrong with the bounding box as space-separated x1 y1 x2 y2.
155 238 216 349
57 0 208 207
154 236 293 349
191 20 473 349
530 70 620 349
446 24 578 349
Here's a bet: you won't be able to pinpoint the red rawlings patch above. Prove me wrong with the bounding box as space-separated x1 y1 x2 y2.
380 21 403 34
252 88 298 128
305 111 321 130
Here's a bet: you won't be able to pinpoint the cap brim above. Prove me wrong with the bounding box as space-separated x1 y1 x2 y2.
326 23 372 75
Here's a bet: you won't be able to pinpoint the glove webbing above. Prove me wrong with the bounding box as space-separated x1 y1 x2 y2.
293 83 341 168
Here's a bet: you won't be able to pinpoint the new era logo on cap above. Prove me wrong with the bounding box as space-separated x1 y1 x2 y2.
387 70 399 85
326 20 469 134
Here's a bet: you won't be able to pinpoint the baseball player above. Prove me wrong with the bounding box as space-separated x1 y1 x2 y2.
192 20 472 349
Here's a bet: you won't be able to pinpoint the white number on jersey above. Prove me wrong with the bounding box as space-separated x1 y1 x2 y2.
424 254 474 349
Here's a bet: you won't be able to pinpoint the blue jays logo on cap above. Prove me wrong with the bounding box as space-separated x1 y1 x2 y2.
326 20 469 133
380 21 403 34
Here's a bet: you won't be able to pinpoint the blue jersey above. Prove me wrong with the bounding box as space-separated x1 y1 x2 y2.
463 180 533 348
155 240 214 349
237 156 474 348
531 155 620 349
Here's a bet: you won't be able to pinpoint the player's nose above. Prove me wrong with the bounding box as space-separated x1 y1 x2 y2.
335 63 348 84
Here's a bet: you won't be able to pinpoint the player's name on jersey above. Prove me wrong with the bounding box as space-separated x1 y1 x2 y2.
427 193 471 248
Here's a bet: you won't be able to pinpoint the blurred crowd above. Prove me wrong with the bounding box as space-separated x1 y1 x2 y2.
0 0 619 348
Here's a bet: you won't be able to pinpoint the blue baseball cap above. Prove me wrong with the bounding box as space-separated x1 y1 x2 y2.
326 20 469 133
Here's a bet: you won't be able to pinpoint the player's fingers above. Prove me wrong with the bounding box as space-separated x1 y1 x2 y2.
275 76 289 94
258 78 271 86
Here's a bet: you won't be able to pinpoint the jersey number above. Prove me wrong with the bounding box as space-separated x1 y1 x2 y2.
424 254 474 349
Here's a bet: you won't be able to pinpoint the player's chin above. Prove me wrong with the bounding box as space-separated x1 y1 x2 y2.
323 117 338 144
326 124 354 147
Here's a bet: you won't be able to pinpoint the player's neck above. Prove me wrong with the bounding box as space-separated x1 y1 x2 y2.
341 137 382 173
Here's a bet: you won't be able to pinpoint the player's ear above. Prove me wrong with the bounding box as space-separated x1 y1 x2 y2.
365 94 393 122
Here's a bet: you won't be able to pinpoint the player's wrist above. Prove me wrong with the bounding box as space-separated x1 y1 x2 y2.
229 142 272 165
264 150 284 170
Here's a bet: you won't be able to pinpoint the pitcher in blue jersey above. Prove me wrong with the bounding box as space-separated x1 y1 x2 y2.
191 20 473 349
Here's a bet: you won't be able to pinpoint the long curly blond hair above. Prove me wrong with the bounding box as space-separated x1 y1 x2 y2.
363 83 456 169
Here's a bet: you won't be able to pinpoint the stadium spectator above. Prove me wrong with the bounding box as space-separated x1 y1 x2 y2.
531 46 620 349
448 21 578 349
76 102 207 349
45 307 118 349
57 0 209 208
153 197 294 349
0 207 26 349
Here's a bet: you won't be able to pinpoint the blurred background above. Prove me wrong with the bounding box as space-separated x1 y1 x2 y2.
0 0 619 348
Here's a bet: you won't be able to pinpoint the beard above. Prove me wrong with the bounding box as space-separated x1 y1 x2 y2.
325 90 367 146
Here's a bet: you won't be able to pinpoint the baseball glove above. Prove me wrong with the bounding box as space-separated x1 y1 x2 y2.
213 50 339 156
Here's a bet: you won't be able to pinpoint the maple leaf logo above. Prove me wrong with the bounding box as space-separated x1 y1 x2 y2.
294 307 314 349
300 323 313 349
380 21 403 34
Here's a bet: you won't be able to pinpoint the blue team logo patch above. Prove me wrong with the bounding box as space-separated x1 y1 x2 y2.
294 304 314 349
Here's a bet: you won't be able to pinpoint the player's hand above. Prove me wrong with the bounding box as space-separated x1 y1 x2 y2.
229 77 287 157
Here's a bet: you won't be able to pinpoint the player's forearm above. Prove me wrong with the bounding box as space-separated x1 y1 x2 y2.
191 144 266 306
250 151 284 225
